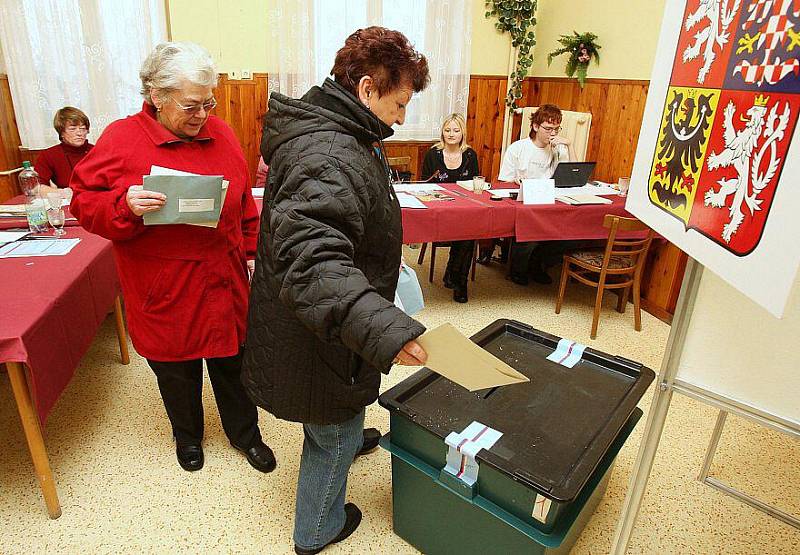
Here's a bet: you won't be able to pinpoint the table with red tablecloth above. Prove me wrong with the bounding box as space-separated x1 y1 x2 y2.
1 196 128 519
513 195 638 242
398 182 638 244
400 184 516 244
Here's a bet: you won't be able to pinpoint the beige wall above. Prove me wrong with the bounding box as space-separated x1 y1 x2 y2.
531 0 666 79
168 0 664 79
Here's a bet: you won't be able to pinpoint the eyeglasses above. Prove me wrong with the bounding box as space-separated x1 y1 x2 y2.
65 125 88 133
169 96 217 115
539 125 562 134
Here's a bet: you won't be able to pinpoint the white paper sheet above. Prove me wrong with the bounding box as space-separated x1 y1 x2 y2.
396 193 427 209
443 421 503 487
251 187 265 197
392 183 445 193
558 183 619 196
0 238 81 258
546 338 587 368
0 231 29 245
521 178 555 205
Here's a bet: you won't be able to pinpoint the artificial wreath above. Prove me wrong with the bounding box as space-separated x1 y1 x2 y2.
485 0 538 108
547 31 601 88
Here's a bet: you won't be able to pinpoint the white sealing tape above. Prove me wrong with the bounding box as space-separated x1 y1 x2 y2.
532 493 553 523
546 338 587 368
443 421 503 486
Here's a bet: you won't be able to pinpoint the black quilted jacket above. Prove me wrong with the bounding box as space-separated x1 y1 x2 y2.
242 79 426 425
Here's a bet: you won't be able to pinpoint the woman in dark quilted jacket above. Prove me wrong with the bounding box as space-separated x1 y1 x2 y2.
242 27 430 554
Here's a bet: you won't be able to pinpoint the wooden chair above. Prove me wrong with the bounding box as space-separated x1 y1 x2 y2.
417 242 478 283
387 156 411 181
555 215 654 339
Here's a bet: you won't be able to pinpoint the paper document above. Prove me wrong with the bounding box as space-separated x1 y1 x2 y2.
396 193 428 209
416 323 529 391
0 231 29 245
149 165 229 228
252 187 265 198
521 178 555 205
142 174 223 226
559 183 619 196
0 204 27 215
392 183 445 193
0 238 80 257
556 194 613 205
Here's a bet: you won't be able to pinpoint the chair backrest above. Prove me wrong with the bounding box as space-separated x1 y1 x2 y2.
387 156 411 173
518 107 592 161
601 215 655 275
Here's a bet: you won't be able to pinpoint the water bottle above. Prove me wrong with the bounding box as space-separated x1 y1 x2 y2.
19 161 48 232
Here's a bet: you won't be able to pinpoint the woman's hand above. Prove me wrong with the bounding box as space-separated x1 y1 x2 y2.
393 339 428 366
247 259 255 281
126 185 166 216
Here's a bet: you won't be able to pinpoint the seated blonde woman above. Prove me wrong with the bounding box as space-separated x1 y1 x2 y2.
420 113 479 303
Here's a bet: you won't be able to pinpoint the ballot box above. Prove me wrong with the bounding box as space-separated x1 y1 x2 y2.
378 319 654 554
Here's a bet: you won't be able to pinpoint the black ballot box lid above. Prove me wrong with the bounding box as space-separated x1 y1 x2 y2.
379 319 655 503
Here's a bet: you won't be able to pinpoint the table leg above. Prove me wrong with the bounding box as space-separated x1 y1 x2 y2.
114 295 130 365
6 361 62 519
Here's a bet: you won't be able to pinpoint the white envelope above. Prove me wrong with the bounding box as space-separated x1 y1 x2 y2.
520 178 555 205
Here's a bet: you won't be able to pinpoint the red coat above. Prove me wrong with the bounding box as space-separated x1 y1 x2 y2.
70 103 259 361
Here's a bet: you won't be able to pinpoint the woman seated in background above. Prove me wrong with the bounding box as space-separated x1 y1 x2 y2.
420 113 479 303
34 106 93 192
70 42 274 475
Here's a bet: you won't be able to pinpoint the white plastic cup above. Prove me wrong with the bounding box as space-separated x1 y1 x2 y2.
618 177 631 196
472 176 487 194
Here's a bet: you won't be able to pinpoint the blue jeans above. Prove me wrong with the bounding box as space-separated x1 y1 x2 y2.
293 410 365 550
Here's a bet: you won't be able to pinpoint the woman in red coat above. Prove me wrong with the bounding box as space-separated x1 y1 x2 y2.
34 106 94 191
70 42 275 474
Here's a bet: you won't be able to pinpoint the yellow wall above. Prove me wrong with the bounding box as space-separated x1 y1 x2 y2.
531 0 666 79
168 0 664 79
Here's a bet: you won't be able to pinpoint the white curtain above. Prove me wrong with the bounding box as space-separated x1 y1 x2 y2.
268 0 472 141
0 0 167 149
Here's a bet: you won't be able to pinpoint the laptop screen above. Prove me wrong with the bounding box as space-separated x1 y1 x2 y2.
552 162 597 187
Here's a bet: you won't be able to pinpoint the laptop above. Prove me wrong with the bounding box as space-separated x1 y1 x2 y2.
552 162 597 187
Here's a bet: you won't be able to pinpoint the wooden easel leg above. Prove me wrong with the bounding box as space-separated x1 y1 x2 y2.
6 362 62 519
114 296 130 365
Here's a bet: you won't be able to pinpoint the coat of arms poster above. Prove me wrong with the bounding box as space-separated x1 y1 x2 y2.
627 0 800 316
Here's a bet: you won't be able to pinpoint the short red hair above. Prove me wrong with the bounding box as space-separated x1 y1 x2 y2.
331 27 430 96
530 104 562 137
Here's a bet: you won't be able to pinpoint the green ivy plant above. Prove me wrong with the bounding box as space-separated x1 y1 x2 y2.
485 0 538 108
547 31 601 88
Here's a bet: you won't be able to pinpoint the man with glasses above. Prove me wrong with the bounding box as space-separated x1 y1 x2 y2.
498 104 576 285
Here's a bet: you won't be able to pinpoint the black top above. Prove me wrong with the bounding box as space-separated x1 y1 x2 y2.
421 146 480 182
242 78 426 425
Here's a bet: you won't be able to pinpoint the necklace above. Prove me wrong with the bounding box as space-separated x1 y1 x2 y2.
443 149 462 169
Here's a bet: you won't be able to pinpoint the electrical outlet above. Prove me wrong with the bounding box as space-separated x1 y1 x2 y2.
228 69 239 80
241 69 252 80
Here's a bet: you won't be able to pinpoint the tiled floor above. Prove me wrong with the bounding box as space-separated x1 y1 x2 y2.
1 247 798 554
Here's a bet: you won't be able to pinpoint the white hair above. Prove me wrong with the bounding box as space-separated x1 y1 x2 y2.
139 42 218 104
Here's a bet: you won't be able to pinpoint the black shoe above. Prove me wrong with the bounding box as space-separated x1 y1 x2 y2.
453 287 468 303
355 428 381 458
176 443 204 472
476 249 493 265
233 439 277 473
530 270 553 285
508 274 529 286
294 503 363 555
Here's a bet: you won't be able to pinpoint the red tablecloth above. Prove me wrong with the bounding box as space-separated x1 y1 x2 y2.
514 196 637 242
400 184 516 243
0 227 120 423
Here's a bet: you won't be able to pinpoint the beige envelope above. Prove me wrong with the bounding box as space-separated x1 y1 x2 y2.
416 323 529 391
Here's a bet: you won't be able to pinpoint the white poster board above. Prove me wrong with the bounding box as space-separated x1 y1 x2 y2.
678 269 800 427
625 0 800 317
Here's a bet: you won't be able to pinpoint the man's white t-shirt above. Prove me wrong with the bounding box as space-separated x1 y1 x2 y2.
497 137 569 182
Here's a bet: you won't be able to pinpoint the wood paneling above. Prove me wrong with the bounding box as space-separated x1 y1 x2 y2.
383 141 434 179
519 77 650 183
214 73 269 182
0 75 23 202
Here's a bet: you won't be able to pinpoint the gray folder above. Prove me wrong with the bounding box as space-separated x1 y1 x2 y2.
142 175 223 226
